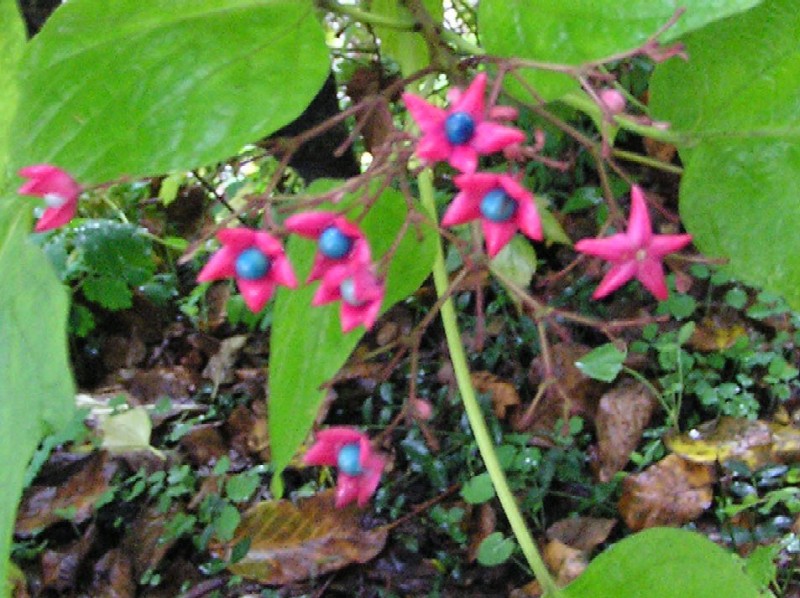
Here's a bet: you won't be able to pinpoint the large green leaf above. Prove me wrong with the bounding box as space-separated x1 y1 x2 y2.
564 528 761 597
649 0 800 309
479 0 762 101
0 198 75 595
0 0 25 188
10 0 330 182
268 182 436 483
372 0 443 77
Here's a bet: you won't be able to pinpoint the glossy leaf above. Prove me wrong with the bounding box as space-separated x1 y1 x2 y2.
0 197 75 587
563 527 760 597
269 181 436 483
479 0 762 101
372 0 443 77
650 0 800 309
11 0 330 182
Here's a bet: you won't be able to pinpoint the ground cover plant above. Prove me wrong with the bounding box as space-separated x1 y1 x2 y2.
2 0 800 596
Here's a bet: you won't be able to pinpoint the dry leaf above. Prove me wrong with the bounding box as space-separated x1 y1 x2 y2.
546 517 616 552
688 315 747 352
216 490 388 584
471 371 521 419
16 452 117 536
467 503 497 563
543 539 587 586
595 380 657 482
40 524 96 593
180 424 227 466
202 335 248 395
664 416 800 470
618 454 715 531
100 407 161 457
88 548 136 598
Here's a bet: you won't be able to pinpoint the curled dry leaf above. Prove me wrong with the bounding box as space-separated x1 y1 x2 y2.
202 334 248 395
543 539 587 586
664 416 800 470
471 371 521 420
618 454 715 531
88 548 136 598
595 379 657 482
215 490 388 584
687 314 748 352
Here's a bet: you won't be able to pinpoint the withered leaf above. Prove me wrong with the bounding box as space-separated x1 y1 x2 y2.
618 454 715 531
88 548 135 598
664 416 800 470
546 517 616 552
16 452 116 536
471 371 521 419
688 314 747 352
595 379 657 482
202 334 248 395
543 539 587 586
216 490 387 584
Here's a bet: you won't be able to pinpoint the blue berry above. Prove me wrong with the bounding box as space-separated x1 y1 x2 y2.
337 443 363 475
235 248 271 280
445 111 475 145
340 278 364 306
318 226 353 259
480 189 517 223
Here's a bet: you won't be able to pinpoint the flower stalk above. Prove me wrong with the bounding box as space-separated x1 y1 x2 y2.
418 168 561 597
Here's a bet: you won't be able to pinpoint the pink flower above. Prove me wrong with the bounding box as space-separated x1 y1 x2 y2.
284 211 372 283
312 261 384 333
304 426 386 508
597 89 626 115
17 164 82 232
197 228 297 312
402 73 526 173
442 172 543 257
574 185 692 300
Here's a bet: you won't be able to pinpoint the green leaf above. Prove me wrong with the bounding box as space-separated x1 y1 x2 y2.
0 0 25 188
268 181 436 484
575 343 626 382
563 528 761 597
372 0 443 77
490 235 536 293
214 503 241 542
0 196 75 595
82 276 133 310
100 407 153 452
650 0 800 310
476 532 516 566
11 0 330 182
460 473 496 504
75 220 154 284
479 0 762 101
226 471 260 503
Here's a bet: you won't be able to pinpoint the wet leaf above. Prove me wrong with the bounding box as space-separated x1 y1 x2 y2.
618 454 715 531
16 453 116 536
217 491 387 584
471 371 521 419
595 380 657 482
664 416 800 470
575 343 626 383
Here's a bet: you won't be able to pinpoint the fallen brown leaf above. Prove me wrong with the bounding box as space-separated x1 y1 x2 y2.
467 503 497 563
40 524 97 593
595 379 657 482
543 539 587 586
546 517 616 552
215 490 387 584
471 371 521 420
88 548 136 598
618 454 715 531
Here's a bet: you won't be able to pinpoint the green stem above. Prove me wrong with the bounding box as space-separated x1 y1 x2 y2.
418 169 562 597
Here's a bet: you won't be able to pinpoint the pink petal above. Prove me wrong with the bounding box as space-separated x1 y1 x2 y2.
416 133 452 163
18 164 81 198
454 72 487 120
237 278 276 312
516 195 543 241
483 220 517 257
217 228 256 251
471 122 526 154
626 186 653 248
340 296 382 332
636 257 669 300
196 247 238 281
284 211 337 237
648 233 692 257
34 202 77 232
402 93 446 132
441 193 481 227
305 426 366 466
455 172 502 196
335 474 361 508
357 459 385 506
269 255 298 289
253 232 285 256
593 261 638 299
448 144 478 173
575 234 636 261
